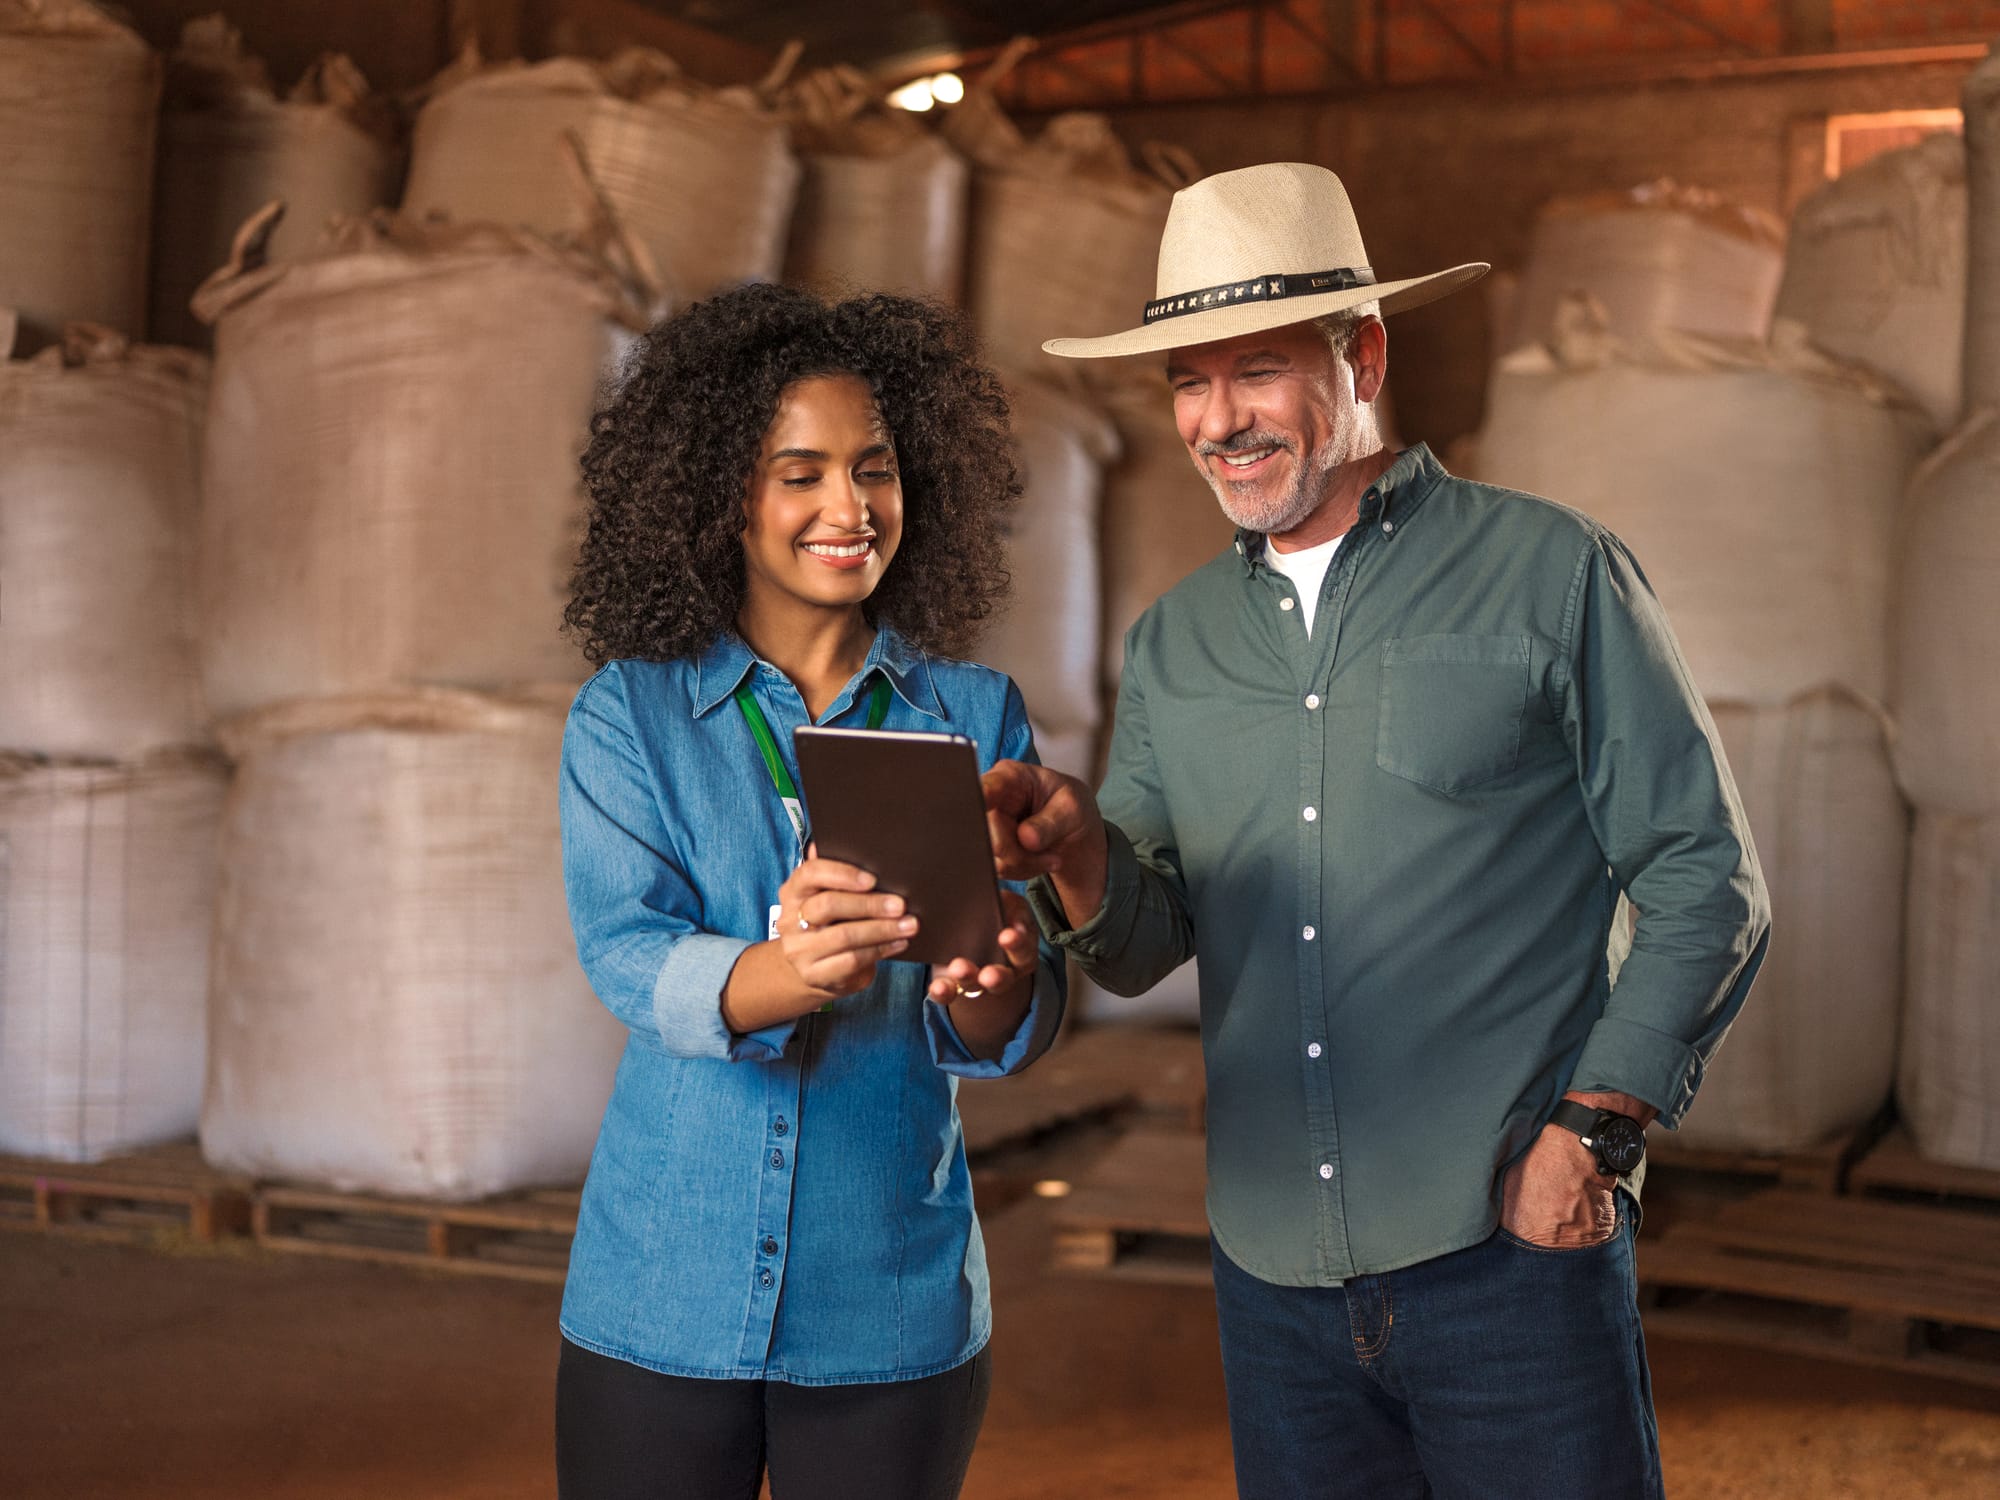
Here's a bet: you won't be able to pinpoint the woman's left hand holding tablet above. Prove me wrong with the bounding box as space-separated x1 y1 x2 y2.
925 892 1039 1058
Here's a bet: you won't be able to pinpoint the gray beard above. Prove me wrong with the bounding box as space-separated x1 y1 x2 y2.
1202 435 1345 536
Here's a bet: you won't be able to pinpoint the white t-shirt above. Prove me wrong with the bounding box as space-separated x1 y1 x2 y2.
1263 530 1349 636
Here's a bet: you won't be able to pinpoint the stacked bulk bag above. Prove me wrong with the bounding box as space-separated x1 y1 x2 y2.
1472 304 1926 1152
402 47 798 304
947 54 1194 392
1775 133 1966 433
1671 692 1908 1153
0 325 208 759
0 752 228 1161
1474 313 1927 705
148 17 398 350
0 0 158 352
779 65 967 302
1504 181 1784 355
977 379 1118 781
1890 47 2000 1170
201 693 623 1200
193 206 648 718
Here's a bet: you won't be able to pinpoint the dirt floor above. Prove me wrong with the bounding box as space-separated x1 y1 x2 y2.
4 1188 2000 1499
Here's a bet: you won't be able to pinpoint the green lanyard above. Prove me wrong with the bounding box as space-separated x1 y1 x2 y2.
734 676 891 852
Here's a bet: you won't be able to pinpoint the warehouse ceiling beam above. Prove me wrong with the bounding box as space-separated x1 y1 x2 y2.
1405 0 1500 74
1618 0 1759 58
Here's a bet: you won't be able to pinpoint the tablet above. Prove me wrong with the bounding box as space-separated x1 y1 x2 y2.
793 725 1006 968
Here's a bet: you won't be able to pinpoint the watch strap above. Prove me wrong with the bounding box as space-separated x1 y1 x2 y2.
1549 1099 1604 1140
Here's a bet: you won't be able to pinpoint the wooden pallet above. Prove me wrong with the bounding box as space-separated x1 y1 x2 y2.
252 1182 581 1283
1849 1126 2000 1211
0 1140 251 1243
1639 1186 2000 1388
958 1023 1205 1161
1645 1110 1888 1194
1050 1128 1211 1284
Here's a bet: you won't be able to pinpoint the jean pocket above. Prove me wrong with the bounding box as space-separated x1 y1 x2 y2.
1375 634 1531 795
1496 1191 1624 1255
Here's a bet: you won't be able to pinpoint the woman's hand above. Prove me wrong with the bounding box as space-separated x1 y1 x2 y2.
925 891 1041 1059
778 852 919 1001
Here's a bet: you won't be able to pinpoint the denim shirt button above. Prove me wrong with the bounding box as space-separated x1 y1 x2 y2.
759 1269 774 1289
769 1149 784 1170
762 1236 778 1255
773 1117 789 1136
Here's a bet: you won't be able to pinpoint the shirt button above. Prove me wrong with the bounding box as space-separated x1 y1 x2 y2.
1302 925 1316 941
1308 1042 1323 1058
1305 694 1321 710
1318 1163 1334 1181
769 1149 784 1170
1303 806 1317 822
759 1269 774 1288
773 1117 788 1136
1279 597 1296 612
762 1236 778 1254
1382 520 1395 534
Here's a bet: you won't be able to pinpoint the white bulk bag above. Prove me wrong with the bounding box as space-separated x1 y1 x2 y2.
779 66 966 301
946 70 1193 393
1504 181 1784 356
0 325 208 759
1671 691 1907 1153
403 48 798 302
201 691 624 1200
0 752 226 1161
976 379 1117 783
1098 383 1239 694
149 19 398 350
1899 811 2000 1170
0 0 157 352
1892 412 2000 814
193 209 647 719
1775 133 1965 433
1472 318 1927 705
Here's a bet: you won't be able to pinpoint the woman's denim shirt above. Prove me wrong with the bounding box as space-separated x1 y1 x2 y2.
557 625 1065 1385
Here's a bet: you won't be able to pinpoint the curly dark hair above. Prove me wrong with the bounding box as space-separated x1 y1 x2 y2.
565 283 1020 666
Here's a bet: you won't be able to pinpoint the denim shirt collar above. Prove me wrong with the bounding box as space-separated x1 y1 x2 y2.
1235 442 1446 575
690 621 946 722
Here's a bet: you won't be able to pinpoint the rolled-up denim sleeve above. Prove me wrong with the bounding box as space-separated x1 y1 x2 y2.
1559 532 1771 1126
927 678 1066 1077
560 668 795 1062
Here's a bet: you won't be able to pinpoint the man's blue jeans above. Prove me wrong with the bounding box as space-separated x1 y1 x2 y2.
1210 1192 1664 1500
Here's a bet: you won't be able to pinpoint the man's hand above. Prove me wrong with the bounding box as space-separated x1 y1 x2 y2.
1499 1093 1652 1249
981 760 1109 928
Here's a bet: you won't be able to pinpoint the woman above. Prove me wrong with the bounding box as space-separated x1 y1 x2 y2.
555 283 1065 1500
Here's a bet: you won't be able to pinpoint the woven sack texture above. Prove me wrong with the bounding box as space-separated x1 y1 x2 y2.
1473 315 1927 706
403 48 797 303
1671 690 1907 1154
194 210 646 718
0 325 209 758
0 0 158 352
149 18 397 349
200 690 623 1200
0 752 227 1161
1504 180 1784 356
1775 133 1965 432
947 79 1193 393
1891 409 2000 813
1899 811 2000 1170
778 65 966 301
974 378 1118 783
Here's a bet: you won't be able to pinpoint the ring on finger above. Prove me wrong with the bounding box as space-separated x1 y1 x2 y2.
797 914 812 932
952 980 986 1000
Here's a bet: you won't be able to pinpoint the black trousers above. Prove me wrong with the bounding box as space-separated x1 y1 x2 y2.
555 1336 992 1500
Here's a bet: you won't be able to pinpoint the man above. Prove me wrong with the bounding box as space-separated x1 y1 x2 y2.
985 162 1769 1499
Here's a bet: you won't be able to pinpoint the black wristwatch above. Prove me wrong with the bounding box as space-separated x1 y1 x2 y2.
1549 1100 1646 1176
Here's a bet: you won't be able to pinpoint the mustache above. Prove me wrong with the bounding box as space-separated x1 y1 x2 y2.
1196 432 1293 457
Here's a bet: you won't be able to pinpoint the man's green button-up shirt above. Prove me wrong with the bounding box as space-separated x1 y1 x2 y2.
1034 444 1770 1287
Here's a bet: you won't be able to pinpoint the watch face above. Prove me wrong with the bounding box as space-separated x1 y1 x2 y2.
1596 1116 1646 1175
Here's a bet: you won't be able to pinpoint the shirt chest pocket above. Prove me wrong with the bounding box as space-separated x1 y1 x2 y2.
1375 634 1531 795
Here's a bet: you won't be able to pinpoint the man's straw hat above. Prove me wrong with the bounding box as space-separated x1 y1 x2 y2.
1043 162 1488 360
